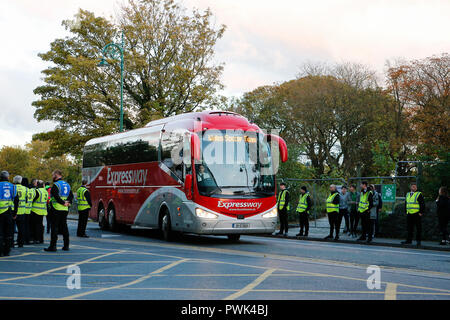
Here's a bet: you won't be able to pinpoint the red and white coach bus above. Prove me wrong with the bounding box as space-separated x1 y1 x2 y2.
82 111 288 241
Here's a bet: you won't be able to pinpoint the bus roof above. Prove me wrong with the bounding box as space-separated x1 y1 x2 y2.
85 110 259 147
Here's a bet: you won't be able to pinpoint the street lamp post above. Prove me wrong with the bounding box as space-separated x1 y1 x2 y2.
98 32 125 132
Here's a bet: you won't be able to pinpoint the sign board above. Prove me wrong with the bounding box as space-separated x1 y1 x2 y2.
382 184 396 202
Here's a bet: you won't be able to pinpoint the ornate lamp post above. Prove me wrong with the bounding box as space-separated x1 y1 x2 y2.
98 32 125 132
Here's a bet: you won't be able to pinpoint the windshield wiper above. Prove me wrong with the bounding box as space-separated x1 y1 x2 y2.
207 187 222 196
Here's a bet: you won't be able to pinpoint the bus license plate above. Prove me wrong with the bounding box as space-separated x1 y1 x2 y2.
232 223 250 229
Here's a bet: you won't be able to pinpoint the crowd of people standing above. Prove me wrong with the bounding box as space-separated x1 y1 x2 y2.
276 181 449 247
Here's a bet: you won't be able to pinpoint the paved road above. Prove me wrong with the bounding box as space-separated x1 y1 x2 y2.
0 219 449 300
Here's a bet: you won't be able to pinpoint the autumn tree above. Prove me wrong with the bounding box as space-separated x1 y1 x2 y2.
230 63 395 178
33 0 226 157
0 141 79 186
386 53 450 157
0 146 29 178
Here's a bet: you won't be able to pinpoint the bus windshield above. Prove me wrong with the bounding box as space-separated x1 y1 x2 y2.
196 130 275 198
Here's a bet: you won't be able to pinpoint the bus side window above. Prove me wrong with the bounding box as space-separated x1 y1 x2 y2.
161 130 185 181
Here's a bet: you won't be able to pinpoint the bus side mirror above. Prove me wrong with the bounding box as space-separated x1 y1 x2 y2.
184 174 193 200
191 134 201 162
267 134 288 163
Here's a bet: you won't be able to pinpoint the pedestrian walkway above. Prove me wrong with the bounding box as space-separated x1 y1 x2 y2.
270 216 450 252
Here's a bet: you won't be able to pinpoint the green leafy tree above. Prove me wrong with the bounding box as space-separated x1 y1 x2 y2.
0 141 79 187
0 146 30 178
33 0 226 157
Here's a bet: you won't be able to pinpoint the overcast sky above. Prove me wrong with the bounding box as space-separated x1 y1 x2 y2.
0 0 449 148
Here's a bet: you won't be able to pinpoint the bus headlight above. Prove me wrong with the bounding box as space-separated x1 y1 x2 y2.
262 207 277 218
195 208 219 219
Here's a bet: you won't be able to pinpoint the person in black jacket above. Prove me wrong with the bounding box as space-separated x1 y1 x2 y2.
325 184 341 240
276 182 290 236
402 182 425 246
296 186 312 237
357 182 374 242
436 186 449 245
0 171 18 256
44 170 73 252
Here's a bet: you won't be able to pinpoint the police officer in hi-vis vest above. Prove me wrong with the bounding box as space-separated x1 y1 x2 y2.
325 184 341 240
357 181 374 243
0 171 18 256
296 186 312 237
276 182 290 236
30 180 48 244
13 176 27 248
45 170 73 252
20 177 32 245
76 180 92 238
402 182 425 246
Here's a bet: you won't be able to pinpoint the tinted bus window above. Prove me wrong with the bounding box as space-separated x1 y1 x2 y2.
161 130 184 181
83 132 160 168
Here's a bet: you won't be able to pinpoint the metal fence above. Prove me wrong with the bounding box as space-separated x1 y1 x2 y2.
283 178 346 228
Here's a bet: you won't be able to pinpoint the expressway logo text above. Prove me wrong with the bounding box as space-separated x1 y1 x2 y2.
217 201 263 210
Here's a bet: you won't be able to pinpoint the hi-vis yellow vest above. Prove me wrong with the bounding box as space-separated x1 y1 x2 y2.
296 193 310 213
77 186 91 211
32 188 48 216
26 188 35 214
51 180 71 212
326 193 339 213
15 184 27 215
358 191 371 213
406 192 422 214
277 190 290 211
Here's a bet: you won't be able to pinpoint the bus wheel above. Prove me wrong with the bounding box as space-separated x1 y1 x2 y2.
227 234 240 242
98 207 108 230
161 211 173 242
108 207 119 232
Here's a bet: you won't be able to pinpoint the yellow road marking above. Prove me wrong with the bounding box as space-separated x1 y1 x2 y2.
0 252 35 259
0 250 124 283
86 236 450 278
224 268 276 300
122 247 450 295
62 259 188 300
385 283 398 300
0 259 175 264
0 296 55 300
2 280 450 297
86 239 450 295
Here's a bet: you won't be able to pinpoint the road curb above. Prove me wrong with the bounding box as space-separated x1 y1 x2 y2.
255 234 450 252
67 216 450 252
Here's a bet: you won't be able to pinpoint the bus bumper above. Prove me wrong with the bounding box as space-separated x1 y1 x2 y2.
190 216 277 235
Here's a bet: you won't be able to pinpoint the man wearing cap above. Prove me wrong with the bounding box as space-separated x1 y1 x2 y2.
325 184 341 240
276 182 290 236
296 186 312 237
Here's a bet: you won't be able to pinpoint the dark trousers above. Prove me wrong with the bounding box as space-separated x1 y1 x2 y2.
368 219 376 241
49 210 69 249
30 212 44 243
278 209 288 234
77 209 90 236
327 211 343 237
406 213 422 243
340 208 349 232
298 212 309 235
360 211 370 239
438 214 449 241
349 208 359 234
15 215 26 247
24 214 30 244
0 212 13 255
46 214 51 233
